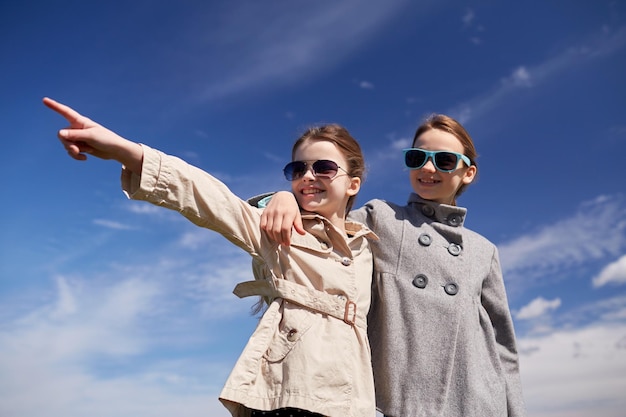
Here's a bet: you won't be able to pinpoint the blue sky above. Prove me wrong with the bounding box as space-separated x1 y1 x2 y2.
1 1 625 416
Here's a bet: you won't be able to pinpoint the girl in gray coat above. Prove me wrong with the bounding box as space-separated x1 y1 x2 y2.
260 114 526 417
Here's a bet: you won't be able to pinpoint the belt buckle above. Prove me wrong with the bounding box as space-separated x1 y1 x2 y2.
344 300 357 326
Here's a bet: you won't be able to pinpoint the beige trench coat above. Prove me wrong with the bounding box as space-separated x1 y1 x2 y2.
122 145 377 417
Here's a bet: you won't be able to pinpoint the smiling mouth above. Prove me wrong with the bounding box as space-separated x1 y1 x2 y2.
301 188 324 195
418 178 440 184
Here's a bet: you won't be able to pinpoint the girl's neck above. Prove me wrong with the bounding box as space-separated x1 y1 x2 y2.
323 213 346 234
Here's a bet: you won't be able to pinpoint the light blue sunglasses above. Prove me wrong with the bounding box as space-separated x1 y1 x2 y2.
403 148 471 172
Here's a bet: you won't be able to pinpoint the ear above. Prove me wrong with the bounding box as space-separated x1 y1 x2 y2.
346 176 361 197
462 165 477 185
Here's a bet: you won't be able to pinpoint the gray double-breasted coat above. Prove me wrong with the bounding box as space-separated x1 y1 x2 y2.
349 193 526 417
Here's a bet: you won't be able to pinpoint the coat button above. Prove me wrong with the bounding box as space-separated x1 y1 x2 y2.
443 283 459 295
412 274 428 288
418 233 432 246
421 205 435 217
448 243 462 256
341 257 352 266
287 329 298 342
447 214 462 226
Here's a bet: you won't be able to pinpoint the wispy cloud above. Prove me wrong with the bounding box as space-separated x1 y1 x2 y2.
547 295 626 332
126 202 167 215
184 1 411 103
449 25 626 124
359 80 375 90
498 194 626 283
0 272 247 417
507 66 532 87
460 8 484 45
93 219 135 230
462 8 475 26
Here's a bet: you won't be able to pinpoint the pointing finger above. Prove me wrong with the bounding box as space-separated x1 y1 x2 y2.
43 97 92 127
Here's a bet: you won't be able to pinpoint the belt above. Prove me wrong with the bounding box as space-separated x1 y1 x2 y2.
233 278 364 329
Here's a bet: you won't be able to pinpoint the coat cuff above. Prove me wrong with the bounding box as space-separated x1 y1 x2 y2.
121 144 163 200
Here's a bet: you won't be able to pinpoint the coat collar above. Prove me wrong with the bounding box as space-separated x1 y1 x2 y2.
301 212 379 241
407 193 467 228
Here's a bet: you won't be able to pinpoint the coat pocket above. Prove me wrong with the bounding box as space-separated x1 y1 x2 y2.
263 300 315 362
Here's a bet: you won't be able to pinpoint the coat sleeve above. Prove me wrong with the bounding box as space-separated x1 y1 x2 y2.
121 144 269 256
348 199 381 228
481 247 527 416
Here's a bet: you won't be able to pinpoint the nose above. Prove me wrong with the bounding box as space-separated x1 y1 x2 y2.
421 157 437 172
301 165 317 180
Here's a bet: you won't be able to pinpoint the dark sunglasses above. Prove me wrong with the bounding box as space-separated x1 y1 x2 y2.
403 148 471 173
283 159 348 181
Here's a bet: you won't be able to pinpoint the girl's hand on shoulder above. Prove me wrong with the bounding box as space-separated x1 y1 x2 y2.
260 191 304 246
43 97 143 173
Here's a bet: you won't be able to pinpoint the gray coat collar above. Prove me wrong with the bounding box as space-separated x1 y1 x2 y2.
407 193 467 228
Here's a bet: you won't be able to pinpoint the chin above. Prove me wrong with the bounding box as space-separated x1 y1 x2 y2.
414 188 436 199
299 201 320 213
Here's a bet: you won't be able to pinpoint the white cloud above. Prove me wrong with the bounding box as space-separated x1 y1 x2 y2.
0 273 247 417
518 323 626 417
592 254 626 287
178 228 223 249
390 137 412 151
181 257 262 317
603 307 626 320
0 355 229 417
93 219 134 230
17 277 162 360
51 276 78 318
126 202 166 215
499 195 626 282
359 80 375 89
516 297 561 320
551 295 626 330
360 133 413 179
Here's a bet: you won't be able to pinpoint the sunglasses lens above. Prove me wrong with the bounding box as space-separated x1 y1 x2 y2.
434 152 458 171
312 160 339 178
283 161 307 180
405 150 427 169
283 160 340 180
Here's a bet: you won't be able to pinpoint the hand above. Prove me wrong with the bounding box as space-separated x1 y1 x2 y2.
43 97 143 173
260 191 305 245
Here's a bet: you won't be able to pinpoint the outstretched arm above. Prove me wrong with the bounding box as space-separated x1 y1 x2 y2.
43 97 144 174
260 191 304 246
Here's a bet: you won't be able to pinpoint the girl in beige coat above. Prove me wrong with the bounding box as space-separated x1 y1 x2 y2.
44 97 377 417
